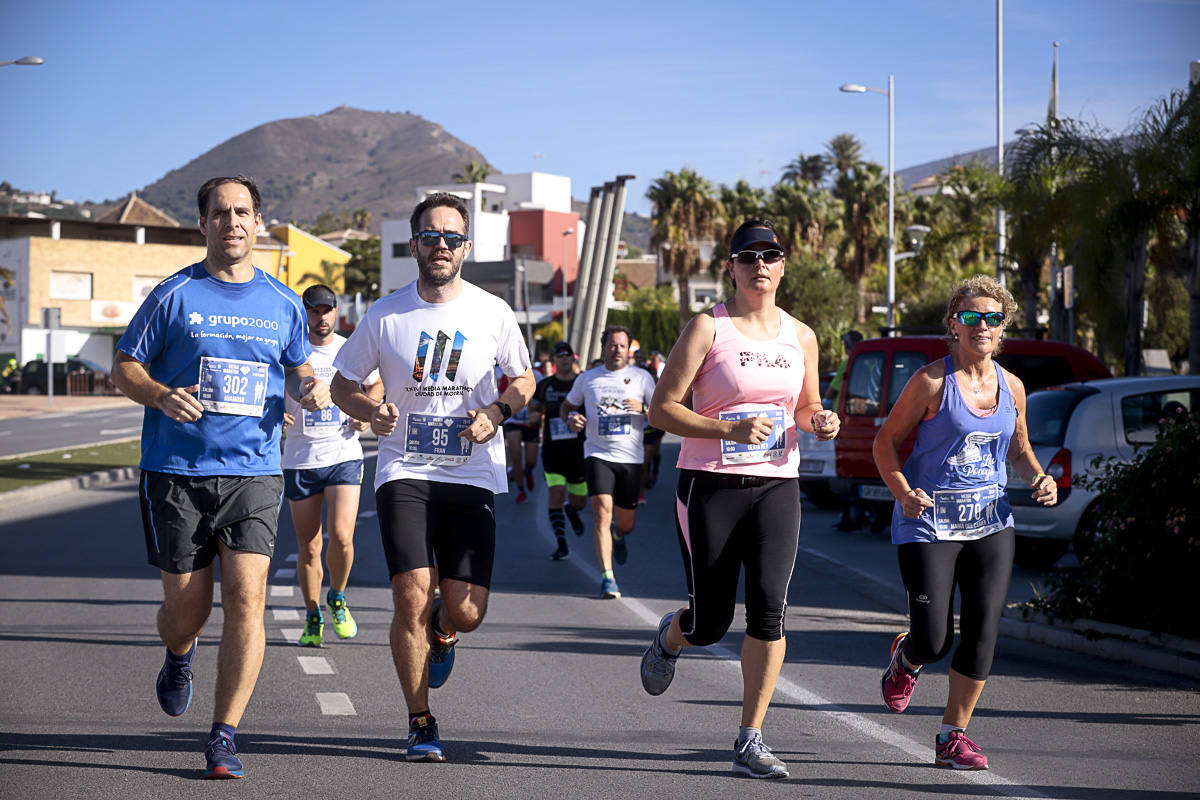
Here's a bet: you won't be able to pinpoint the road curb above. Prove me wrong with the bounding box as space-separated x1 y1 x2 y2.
800 543 1200 681
3 466 141 507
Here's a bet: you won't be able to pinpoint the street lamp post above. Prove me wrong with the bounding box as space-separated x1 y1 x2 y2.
841 76 896 335
0 56 44 67
561 227 574 342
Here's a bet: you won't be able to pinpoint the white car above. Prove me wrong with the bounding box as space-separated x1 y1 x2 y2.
1008 375 1200 568
798 429 839 510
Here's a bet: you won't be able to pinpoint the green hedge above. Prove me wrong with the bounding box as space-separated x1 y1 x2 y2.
605 308 682 357
1020 407 1200 639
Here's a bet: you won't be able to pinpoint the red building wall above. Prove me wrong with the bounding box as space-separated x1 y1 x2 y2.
509 209 579 293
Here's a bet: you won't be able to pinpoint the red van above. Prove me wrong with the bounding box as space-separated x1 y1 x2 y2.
831 335 1110 559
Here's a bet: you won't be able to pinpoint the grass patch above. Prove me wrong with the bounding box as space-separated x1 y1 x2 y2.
0 439 141 493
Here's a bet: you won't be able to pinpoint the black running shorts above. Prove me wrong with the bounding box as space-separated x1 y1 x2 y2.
584 456 642 510
376 478 496 588
140 471 284 574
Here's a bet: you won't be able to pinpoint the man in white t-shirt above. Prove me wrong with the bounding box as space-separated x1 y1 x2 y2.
560 325 656 599
330 192 534 764
282 284 383 648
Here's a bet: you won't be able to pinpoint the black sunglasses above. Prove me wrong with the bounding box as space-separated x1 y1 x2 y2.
416 231 469 249
953 310 1006 328
731 249 785 266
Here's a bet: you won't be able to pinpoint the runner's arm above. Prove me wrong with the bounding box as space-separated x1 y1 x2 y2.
873 364 940 515
647 312 738 440
285 361 328 410
111 351 203 422
791 319 839 439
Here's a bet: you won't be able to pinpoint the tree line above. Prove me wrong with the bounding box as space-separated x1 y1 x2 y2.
646 84 1200 375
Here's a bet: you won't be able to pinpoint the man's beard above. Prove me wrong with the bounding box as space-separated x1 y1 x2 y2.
417 251 461 286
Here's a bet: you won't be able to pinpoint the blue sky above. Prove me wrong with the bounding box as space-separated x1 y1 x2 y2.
1 0 1196 216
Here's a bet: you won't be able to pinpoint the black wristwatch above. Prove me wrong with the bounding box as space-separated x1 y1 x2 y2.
491 400 512 422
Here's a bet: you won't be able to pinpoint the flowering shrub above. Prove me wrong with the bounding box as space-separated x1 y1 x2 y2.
1020 405 1200 640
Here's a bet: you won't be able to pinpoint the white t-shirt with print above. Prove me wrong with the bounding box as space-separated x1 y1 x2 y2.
333 280 531 493
282 335 379 470
566 364 656 464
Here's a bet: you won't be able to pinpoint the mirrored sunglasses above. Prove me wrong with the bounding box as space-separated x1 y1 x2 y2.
953 310 1006 328
416 231 469 249
731 249 785 266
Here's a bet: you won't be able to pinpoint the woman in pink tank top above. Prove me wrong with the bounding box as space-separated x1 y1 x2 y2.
637 219 841 779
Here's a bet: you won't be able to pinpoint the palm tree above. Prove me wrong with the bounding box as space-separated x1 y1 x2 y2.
781 153 829 187
826 133 865 177
711 180 766 267
833 161 888 322
453 161 491 184
351 207 372 231
296 259 345 294
647 169 722 332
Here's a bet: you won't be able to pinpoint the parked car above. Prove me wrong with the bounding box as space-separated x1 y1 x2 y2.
19 358 109 395
798 371 841 510
830 335 1111 557
1007 375 1200 567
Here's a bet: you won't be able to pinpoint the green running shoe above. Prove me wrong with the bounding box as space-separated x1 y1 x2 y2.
298 612 323 647
327 594 358 639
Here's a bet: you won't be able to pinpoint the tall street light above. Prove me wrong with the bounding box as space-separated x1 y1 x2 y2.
561 227 574 342
0 56 44 67
841 76 896 335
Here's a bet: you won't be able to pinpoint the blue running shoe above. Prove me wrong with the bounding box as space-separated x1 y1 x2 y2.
612 531 628 566
156 641 195 717
406 714 446 762
203 732 245 779
428 600 457 689
600 576 621 599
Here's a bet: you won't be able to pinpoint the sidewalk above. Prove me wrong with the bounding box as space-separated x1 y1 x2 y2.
0 393 137 420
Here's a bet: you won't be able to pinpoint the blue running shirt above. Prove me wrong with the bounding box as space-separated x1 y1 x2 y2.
117 263 311 476
891 356 1016 544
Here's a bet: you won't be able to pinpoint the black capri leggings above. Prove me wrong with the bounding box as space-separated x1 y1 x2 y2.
897 527 1015 681
674 470 801 646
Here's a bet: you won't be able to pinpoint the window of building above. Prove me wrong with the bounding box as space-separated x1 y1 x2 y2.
50 271 92 300
133 275 161 302
392 242 411 258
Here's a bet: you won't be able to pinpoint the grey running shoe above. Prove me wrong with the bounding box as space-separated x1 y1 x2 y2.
640 612 679 696
732 731 789 779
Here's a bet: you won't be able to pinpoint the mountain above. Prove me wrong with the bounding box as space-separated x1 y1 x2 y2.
130 106 493 230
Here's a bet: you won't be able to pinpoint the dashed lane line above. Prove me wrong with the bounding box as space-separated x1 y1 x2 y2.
274 567 296 579
272 608 300 621
298 656 335 675
316 692 356 715
270 584 294 597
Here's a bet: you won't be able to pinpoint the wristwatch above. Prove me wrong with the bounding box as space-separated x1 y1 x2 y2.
491 400 512 422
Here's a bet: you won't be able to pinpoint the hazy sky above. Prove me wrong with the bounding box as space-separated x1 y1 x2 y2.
2 0 1196 216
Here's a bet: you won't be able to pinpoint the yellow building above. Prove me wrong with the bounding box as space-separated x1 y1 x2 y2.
0 201 350 370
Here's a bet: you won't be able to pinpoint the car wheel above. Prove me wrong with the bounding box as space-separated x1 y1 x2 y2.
1014 535 1070 570
1072 503 1105 562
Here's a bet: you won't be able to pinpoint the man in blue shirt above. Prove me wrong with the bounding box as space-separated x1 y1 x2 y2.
112 175 330 780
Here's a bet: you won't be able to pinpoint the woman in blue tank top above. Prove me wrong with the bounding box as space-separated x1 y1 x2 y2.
872 276 1059 770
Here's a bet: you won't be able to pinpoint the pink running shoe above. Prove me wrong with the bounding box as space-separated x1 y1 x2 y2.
935 731 989 770
515 489 528 504
881 632 919 713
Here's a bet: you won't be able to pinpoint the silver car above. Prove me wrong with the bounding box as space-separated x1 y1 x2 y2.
1007 375 1200 568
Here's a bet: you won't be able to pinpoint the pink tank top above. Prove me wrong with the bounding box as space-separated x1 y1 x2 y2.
677 304 805 477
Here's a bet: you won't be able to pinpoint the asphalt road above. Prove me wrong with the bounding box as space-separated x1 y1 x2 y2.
1 442 1197 799
0 405 144 457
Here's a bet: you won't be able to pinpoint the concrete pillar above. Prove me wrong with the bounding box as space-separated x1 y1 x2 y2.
569 186 603 354
575 183 616 365
584 175 634 364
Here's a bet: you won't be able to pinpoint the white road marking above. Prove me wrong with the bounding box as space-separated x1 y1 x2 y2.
99 426 141 435
285 552 298 563
537 504 1046 798
298 656 335 675
316 692 356 715
358 510 377 518
275 567 296 579
272 608 300 621
270 585 294 597
280 628 302 643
